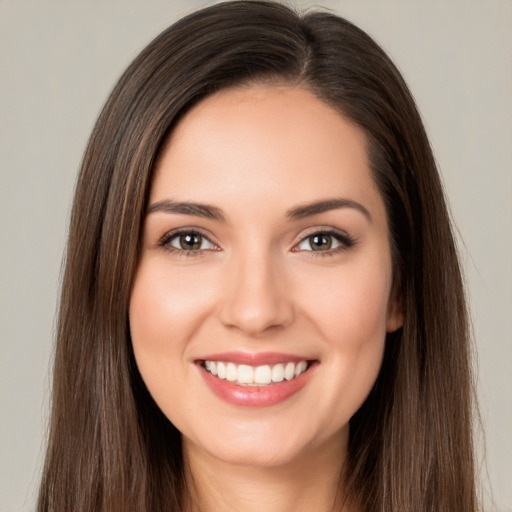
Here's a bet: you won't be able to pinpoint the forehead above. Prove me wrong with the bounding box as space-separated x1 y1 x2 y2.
151 85 385 224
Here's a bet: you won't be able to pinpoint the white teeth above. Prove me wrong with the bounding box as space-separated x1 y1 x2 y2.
237 364 254 384
295 361 307 376
203 360 310 386
217 361 226 379
254 365 272 384
284 362 295 381
205 360 217 375
226 362 237 382
271 363 284 383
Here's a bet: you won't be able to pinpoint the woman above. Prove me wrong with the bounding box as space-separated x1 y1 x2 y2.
38 1 478 511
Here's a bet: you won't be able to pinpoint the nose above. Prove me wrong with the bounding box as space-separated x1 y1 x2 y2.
218 250 294 337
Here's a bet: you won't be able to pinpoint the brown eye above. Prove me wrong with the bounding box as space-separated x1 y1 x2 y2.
295 230 355 254
163 231 216 252
178 233 203 250
308 233 332 251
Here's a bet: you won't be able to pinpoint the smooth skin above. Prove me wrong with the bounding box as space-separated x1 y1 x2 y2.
129 85 402 512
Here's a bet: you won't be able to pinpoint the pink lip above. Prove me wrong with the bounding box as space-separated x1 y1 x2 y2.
196 359 318 408
197 351 311 366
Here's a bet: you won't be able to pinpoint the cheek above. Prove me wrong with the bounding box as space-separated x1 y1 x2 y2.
298 257 392 345
128 260 215 396
295 258 391 418
130 260 215 348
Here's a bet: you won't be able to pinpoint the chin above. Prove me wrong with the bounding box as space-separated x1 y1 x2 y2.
182 416 347 470
211 440 301 468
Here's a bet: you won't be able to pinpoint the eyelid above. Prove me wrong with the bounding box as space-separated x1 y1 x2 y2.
291 226 357 253
156 225 356 256
158 227 220 253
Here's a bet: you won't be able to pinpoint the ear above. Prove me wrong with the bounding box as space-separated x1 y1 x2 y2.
386 282 403 333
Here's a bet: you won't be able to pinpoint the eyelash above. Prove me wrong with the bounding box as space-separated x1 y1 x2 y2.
292 228 357 257
158 228 357 258
158 229 217 258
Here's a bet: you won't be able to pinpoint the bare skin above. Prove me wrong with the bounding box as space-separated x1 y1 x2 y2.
183 428 347 512
130 84 401 511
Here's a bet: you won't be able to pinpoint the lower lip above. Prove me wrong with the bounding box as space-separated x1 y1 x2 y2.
197 363 316 407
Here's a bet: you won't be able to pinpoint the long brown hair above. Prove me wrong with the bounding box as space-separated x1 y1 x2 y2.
38 1 478 510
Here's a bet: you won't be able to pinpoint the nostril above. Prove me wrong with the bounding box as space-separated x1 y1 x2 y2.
218 291 294 335
217 257 295 335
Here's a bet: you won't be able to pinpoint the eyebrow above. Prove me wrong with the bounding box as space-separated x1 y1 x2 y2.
285 198 372 223
146 197 371 223
147 199 226 221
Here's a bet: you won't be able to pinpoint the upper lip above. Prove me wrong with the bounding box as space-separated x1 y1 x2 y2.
196 351 316 366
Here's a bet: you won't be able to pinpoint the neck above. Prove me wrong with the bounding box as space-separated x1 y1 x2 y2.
182 429 352 512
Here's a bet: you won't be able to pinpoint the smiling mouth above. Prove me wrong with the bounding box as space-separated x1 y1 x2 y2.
200 360 312 387
196 356 318 407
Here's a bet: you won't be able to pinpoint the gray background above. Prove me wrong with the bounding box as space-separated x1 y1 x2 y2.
1 0 511 510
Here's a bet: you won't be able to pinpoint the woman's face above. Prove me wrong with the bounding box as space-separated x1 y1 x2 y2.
129 85 402 468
